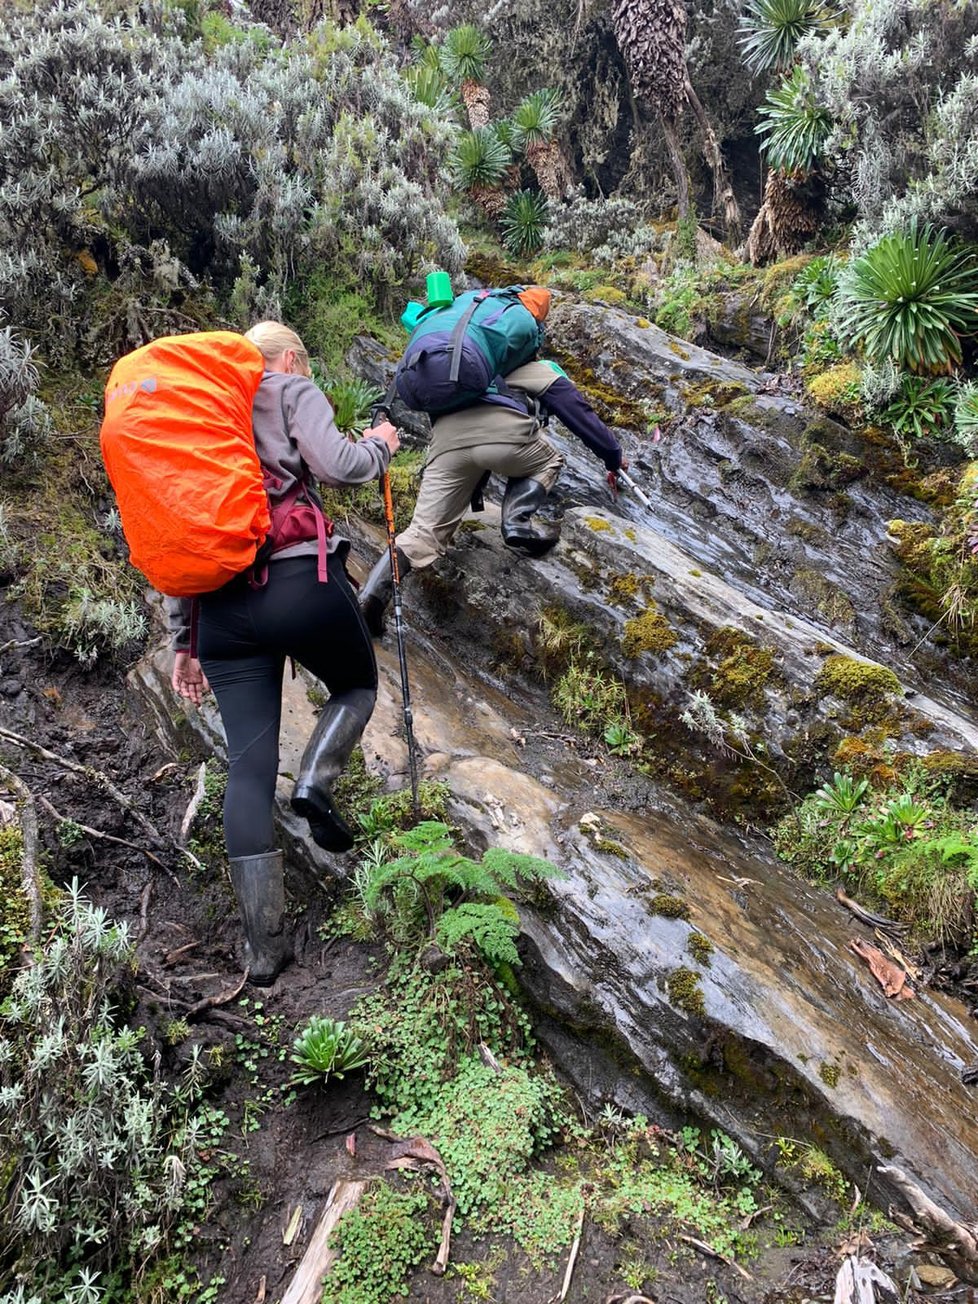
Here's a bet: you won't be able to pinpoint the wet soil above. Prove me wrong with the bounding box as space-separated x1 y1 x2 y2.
0 596 961 1304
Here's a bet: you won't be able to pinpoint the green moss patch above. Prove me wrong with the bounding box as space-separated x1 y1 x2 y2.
815 655 900 703
681 379 749 410
666 967 706 1017
0 825 31 1000
622 604 678 658
688 933 714 966
789 441 864 494
548 356 650 430
650 894 691 920
691 626 777 709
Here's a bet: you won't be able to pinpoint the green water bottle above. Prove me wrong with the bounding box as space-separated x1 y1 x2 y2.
425 269 454 308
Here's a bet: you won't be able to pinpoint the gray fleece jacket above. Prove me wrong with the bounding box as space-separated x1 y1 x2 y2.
167 370 390 648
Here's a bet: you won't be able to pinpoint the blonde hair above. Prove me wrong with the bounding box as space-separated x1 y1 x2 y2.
245 321 311 376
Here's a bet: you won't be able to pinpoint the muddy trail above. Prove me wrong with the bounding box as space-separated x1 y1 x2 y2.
0 585 964 1304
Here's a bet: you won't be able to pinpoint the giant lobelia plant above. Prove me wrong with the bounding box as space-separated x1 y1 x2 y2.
835 223 978 372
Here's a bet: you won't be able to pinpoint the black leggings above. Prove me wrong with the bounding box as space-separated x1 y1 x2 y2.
197 556 377 858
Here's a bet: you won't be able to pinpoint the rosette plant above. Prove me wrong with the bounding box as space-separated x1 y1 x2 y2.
837 224 978 372
289 1016 370 1087
500 189 549 257
739 0 838 73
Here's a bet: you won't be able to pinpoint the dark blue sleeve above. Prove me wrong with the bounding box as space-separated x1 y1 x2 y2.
540 377 623 472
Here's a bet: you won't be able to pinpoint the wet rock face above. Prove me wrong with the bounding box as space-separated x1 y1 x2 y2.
543 300 956 691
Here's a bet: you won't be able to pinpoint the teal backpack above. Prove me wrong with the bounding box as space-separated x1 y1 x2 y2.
394 287 544 416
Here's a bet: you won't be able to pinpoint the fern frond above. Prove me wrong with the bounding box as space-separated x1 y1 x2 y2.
481 847 562 890
435 903 520 966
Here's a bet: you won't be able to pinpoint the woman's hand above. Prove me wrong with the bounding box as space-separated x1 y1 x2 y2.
364 420 400 456
172 651 210 707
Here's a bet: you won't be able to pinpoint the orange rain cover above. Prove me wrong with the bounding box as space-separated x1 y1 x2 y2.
100 331 269 597
517 286 552 322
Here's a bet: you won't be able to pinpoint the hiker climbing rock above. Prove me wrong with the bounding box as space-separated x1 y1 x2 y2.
102 321 398 984
359 283 625 636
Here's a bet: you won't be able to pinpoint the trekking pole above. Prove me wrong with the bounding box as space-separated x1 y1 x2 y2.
380 470 421 821
616 468 653 511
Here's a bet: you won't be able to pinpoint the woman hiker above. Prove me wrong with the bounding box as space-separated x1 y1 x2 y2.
168 321 399 984
358 291 625 636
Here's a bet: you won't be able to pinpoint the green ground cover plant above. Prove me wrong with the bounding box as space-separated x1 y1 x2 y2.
322 1183 431 1304
773 767 978 947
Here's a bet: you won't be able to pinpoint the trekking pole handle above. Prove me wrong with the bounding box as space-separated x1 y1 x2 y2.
616 468 653 510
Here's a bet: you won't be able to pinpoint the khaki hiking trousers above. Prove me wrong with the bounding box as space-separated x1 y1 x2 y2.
396 437 564 570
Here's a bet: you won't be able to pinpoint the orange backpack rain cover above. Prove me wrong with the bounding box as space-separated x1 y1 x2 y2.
100 331 270 597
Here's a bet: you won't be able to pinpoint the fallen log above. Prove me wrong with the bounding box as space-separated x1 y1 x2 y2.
280 1179 371 1304
879 1164 978 1285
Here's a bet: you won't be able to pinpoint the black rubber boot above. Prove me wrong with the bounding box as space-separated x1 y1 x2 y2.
500 477 560 557
290 687 376 851
229 850 291 986
359 547 412 638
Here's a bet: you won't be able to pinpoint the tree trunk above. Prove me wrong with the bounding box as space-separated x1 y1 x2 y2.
658 112 691 221
684 75 740 236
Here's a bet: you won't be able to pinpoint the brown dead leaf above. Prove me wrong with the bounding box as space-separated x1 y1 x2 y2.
388 1135 446 1173
849 938 914 999
914 1263 958 1288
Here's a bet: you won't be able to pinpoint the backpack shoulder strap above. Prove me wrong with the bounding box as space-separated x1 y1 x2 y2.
448 290 491 384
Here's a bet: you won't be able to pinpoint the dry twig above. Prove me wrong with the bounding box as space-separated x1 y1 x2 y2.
179 762 209 846
553 1201 587 1302
185 969 250 1022
678 1233 753 1281
37 794 173 877
879 1164 978 1285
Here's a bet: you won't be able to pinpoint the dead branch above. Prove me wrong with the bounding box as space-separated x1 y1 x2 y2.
37 795 174 878
280 1179 371 1304
0 724 168 850
836 886 908 936
605 1295 657 1304
678 1234 753 1282
554 1201 587 1302
0 763 43 943
477 1041 503 1074
0 637 42 655
179 762 209 846
382 1135 455 1275
879 1165 978 1285
164 941 201 966
135 880 153 945
136 982 191 1011
185 969 250 1022
833 1255 899 1303
433 1195 456 1277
